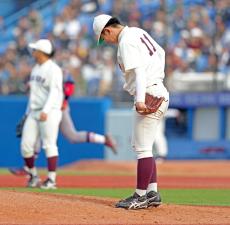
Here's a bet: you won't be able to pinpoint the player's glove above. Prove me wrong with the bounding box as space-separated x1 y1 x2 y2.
16 115 27 138
136 93 165 115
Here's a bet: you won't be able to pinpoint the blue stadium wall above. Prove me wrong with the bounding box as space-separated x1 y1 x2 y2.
0 93 230 167
0 96 111 167
168 92 230 160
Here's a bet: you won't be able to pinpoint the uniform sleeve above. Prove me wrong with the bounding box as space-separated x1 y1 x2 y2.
119 42 143 71
135 66 146 102
42 66 63 114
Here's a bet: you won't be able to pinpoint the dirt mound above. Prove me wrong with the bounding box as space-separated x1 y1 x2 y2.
0 190 229 225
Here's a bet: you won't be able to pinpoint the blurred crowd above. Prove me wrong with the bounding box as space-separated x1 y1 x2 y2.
0 0 229 100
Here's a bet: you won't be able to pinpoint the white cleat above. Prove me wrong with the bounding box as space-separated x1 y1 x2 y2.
40 178 57 190
27 175 40 188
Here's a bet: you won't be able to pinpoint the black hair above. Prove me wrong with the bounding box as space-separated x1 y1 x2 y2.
104 17 121 28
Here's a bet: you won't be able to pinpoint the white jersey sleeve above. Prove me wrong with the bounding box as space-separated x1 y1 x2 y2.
135 67 146 102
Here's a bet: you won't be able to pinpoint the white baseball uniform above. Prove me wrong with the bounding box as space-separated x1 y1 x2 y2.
154 109 180 159
21 59 63 158
117 26 169 159
154 118 168 158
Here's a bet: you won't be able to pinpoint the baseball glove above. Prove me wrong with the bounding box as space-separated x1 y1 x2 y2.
137 93 165 115
16 115 27 138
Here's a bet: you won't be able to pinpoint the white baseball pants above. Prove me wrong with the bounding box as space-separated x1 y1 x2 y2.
21 109 62 158
132 99 169 159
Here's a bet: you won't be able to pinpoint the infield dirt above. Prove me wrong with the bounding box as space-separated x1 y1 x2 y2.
0 160 229 225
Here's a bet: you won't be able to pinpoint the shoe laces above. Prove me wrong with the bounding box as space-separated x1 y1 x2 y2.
147 191 157 197
123 192 140 201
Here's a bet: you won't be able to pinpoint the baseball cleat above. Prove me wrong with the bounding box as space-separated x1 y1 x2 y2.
115 192 148 210
8 166 30 176
147 191 162 207
27 175 40 188
105 135 117 154
40 178 57 190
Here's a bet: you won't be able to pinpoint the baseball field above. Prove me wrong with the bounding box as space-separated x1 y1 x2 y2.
0 160 229 225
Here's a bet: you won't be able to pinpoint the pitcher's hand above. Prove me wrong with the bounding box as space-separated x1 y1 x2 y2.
135 102 150 114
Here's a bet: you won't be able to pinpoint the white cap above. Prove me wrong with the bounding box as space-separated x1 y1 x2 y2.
93 14 112 43
28 39 53 54
191 28 203 38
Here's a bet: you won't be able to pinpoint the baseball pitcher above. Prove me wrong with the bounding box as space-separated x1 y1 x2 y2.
93 15 169 209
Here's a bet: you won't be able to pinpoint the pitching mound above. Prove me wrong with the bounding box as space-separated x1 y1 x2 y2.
0 190 229 225
1 160 230 224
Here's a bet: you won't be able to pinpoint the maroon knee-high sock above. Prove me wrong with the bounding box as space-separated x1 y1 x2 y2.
47 156 58 171
149 158 157 183
24 156 35 169
137 157 154 190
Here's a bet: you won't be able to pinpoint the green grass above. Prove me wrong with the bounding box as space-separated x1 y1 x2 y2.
0 168 10 175
1 187 230 206
1 168 229 207
161 189 230 206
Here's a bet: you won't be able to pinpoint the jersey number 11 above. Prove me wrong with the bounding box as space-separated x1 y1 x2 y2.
140 34 156 56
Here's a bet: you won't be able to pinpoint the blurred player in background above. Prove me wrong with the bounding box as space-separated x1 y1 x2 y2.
20 39 63 189
153 118 168 161
60 72 117 153
93 15 169 210
9 70 117 181
153 109 180 162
